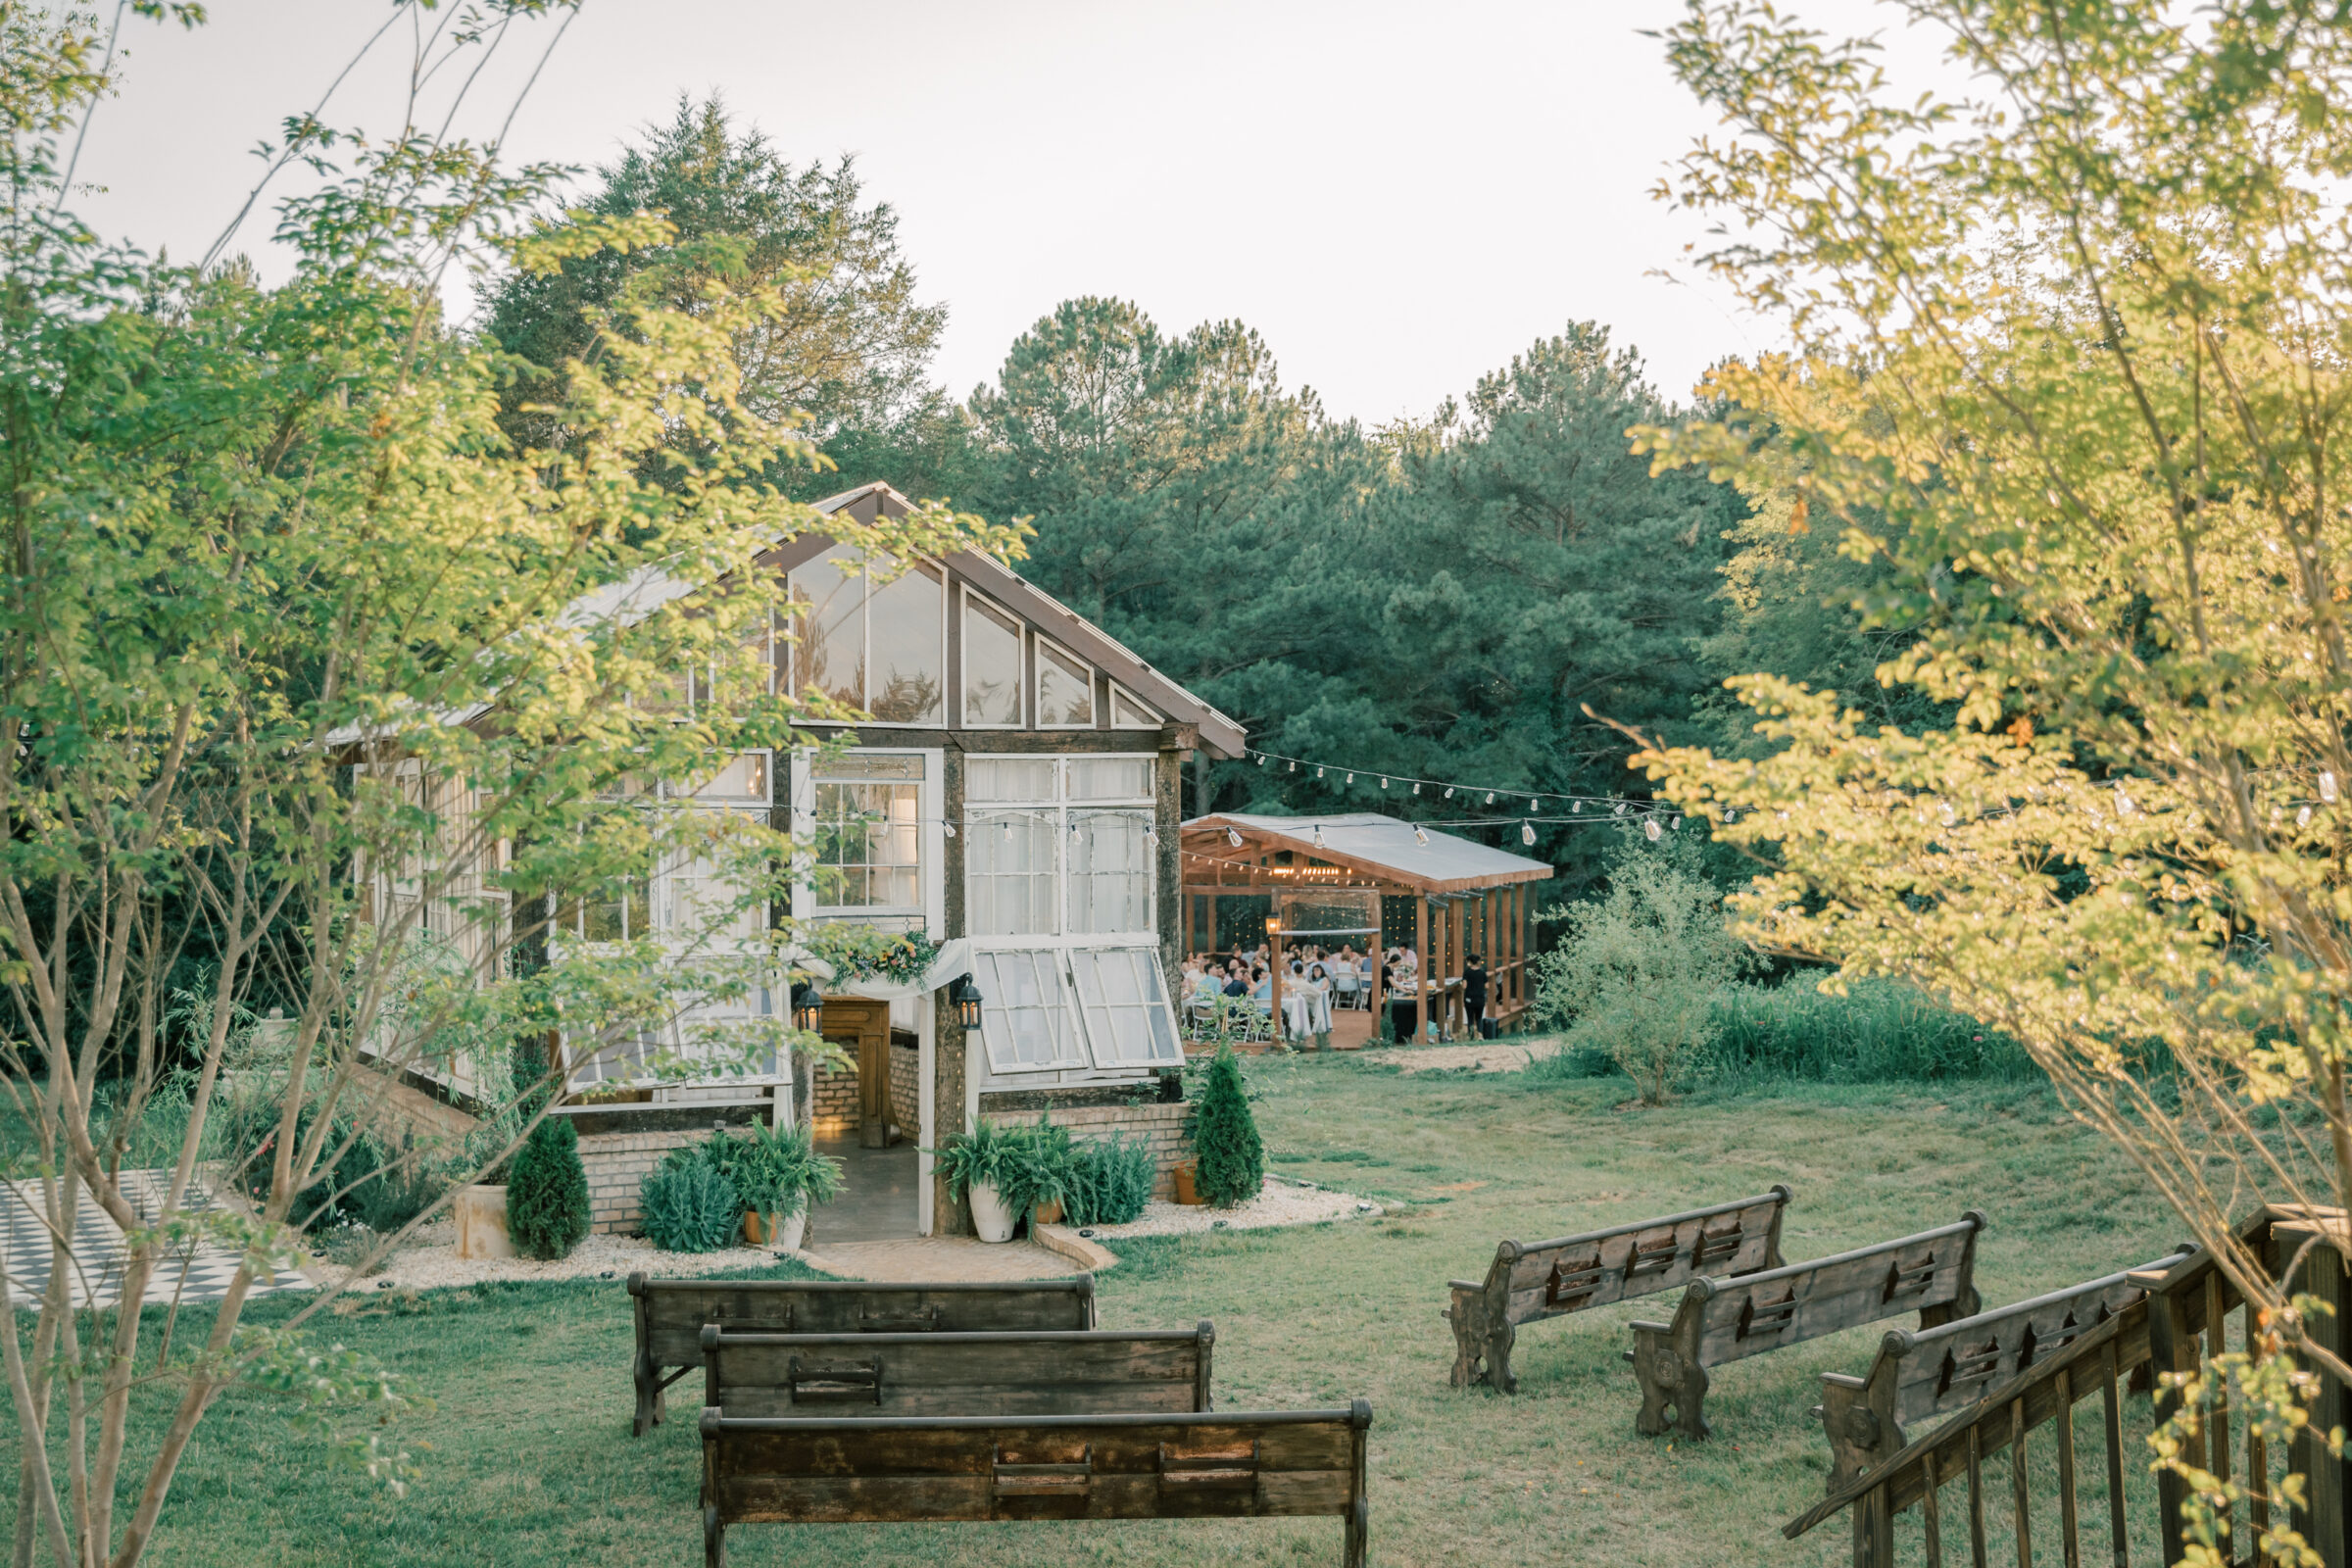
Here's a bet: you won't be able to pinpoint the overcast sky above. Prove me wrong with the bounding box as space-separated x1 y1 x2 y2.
70 0 1928 424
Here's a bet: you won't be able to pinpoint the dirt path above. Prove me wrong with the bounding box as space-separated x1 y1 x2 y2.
1357 1037 1565 1074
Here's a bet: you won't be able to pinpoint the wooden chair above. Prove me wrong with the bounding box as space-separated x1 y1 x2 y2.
1627 1209 1987 1441
1446 1187 1793 1393
698 1403 1374 1568
701 1322 1216 1418
627 1274 1094 1436
1814 1244 2195 1490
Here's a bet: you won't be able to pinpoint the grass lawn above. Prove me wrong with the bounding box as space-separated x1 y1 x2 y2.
6 1054 2184 1566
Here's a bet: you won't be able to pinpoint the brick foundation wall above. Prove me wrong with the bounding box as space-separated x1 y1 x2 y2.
977 1101 1194 1202
577 1127 710 1236
890 1045 919 1140
808 1061 859 1139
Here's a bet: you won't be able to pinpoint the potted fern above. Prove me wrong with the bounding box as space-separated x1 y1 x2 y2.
928 1118 1025 1243
712 1123 844 1250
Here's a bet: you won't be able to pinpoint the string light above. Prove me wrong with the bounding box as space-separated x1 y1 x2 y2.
2300 805 2314 827
1316 766 1324 779
1485 793 1494 805
1644 818 1663 842
942 821 956 838
1227 827 1243 848
2326 770 2339 803
1380 777 1390 789
1413 824 1429 845
1312 823 1326 848
1412 782 1421 795
1520 822 1536 847
1445 787 1454 799
1244 746 1679 819
1614 803 1627 815
1346 773 1354 784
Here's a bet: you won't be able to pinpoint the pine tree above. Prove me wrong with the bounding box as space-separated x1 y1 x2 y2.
1190 1047 1264 1207
507 1115 591 1260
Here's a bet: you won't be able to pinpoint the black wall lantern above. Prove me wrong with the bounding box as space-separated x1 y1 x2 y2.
948 973 984 1030
790 979 824 1033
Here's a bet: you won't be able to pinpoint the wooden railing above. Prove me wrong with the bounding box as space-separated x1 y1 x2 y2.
1786 1206 2352 1567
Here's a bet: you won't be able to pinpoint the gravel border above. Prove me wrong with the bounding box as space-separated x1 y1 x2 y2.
1068 1175 1381 1241
305 1220 805 1294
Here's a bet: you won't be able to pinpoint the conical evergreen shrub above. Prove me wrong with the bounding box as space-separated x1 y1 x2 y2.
1190 1046 1264 1207
507 1114 591 1260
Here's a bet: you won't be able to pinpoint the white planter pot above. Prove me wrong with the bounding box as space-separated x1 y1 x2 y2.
776 1207 808 1251
967 1181 1016 1244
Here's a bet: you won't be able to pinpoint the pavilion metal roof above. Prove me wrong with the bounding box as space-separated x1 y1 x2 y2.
1181 811 1554 897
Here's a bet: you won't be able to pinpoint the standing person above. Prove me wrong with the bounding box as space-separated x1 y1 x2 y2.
1385 952 1419 1043
1462 953 1490 1039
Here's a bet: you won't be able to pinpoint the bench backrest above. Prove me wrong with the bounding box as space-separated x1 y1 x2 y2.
701 1404 1371 1528
702 1324 1214 1418
1478 1186 1793 1325
629 1274 1095 1370
1675 1210 1986 1369
1867 1244 2195 1430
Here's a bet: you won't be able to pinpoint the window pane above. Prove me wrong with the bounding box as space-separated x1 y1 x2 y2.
685 752 769 804
1110 688 1160 728
867 561 944 723
962 595 1022 726
977 950 1084 1072
966 757 1056 804
1070 948 1182 1068
1067 758 1152 802
789 555 864 710
1036 641 1094 726
813 778 922 911
1069 808 1152 935
966 809 1058 936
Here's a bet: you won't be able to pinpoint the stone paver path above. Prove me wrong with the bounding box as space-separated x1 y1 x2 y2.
804 1236 1083 1283
1358 1038 1566 1074
3 1168 309 1311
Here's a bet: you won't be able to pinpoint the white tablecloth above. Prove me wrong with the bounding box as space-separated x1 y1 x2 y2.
1282 990 1332 1037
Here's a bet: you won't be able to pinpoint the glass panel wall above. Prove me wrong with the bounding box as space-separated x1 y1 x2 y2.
867 560 944 723
1035 640 1094 726
962 593 1023 726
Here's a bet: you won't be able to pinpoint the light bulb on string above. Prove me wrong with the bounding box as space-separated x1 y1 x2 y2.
1521 822 1536 847
1312 823 1325 848
1444 787 1454 799
1144 825 1157 845
1227 828 1243 848
1257 755 1268 766
943 821 956 838
1671 816 1682 830
1412 782 1421 795
1346 773 1354 785
2326 770 2339 803
1316 767 1324 779
1289 760 1297 772
1572 801 1581 813
1380 777 1389 789
2301 805 2315 827
1614 803 1627 815
1413 824 1429 845
1644 818 1663 842
1485 793 1494 805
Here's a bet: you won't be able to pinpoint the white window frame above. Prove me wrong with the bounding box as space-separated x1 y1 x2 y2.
787 552 950 729
958 585 1027 730
1031 635 1097 730
961 754 1176 1076
789 748 947 932
1107 681 1161 730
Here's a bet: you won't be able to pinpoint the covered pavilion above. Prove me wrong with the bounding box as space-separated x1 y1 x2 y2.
1179 812 1553 1043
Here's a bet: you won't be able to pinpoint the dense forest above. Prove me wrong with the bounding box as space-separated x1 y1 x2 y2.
479 100 1917 894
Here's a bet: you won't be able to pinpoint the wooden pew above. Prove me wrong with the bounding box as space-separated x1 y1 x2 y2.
1815 1244 2195 1489
701 1322 1216 1418
1627 1209 1986 1441
1446 1186 1793 1393
698 1402 1374 1568
627 1273 1095 1436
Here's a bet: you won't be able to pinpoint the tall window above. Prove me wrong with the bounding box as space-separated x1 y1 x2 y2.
962 591 1023 727
810 752 924 915
787 552 944 725
961 755 1177 1075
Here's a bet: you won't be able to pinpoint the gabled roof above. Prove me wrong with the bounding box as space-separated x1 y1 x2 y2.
786 482 1248 758
1182 811 1553 896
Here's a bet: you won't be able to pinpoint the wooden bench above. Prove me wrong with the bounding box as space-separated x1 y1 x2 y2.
1814 1244 2194 1490
627 1273 1095 1435
1446 1186 1793 1393
701 1322 1216 1418
698 1403 1374 1567
1628 1208 1986 1441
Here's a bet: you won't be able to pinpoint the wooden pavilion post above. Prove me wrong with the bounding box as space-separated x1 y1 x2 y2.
1269 912 1286 1043
1206 892 1219 956
1413 897 1430 1043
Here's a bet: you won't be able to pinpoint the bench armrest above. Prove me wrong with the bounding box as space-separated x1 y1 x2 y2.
1819 1372 1867 1392
1627 1319 1672 1336
1446 1280 1485 1295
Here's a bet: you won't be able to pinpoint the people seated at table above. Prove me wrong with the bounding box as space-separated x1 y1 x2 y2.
1222 961 1250 999
1249 965 1272 1004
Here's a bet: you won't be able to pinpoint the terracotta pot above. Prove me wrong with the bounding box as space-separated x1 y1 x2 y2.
1173 1163 1206 1206
744 1208 808 1250
1033 1199 1063 1226
967 1181 1016 1243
